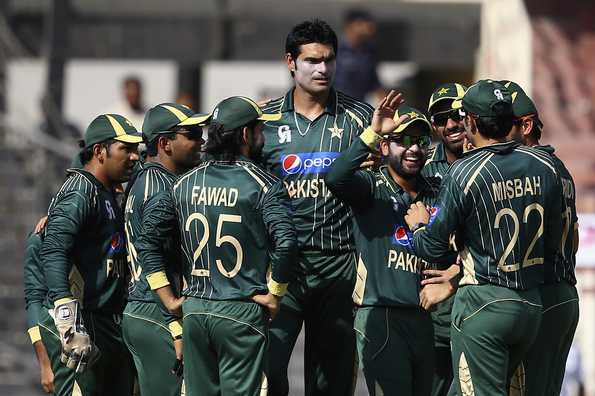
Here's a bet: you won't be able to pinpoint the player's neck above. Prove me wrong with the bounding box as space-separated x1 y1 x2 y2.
388 165 419 199
293 85 329 121
84 161 115 190
445 148 461 164
148 155 179 175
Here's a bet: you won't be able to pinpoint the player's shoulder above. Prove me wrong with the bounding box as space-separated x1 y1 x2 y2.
59 169 99 197
513 145 558 177
173 161 211 191
234 160 281 191
336 90 374 125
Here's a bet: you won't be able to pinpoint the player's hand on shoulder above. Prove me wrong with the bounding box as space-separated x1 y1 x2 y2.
405 201 430 229
359 153 382 169
34 216 48 234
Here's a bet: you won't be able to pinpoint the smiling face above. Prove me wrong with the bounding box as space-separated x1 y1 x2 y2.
287 42 336 95
431 99 466 156
380 123 429 179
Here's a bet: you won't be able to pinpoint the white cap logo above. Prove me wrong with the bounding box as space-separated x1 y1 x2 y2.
493 89 504 100
213 108 219 119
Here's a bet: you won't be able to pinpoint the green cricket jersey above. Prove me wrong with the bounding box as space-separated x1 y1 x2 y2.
536 145 577 285
138 158 297 300
42 169 128 313
124 161 182 320
421 142 451 180
412 142 563 290
325 131 456 307
24 232 47 343
261 88 374 252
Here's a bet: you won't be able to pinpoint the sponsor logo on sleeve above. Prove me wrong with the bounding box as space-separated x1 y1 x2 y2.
392 225 413 247
428 206 441 226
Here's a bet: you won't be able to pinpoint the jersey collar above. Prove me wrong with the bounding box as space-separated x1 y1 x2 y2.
428 142 448 163
462 141 520 157
379 166 439 203
281 87 337 116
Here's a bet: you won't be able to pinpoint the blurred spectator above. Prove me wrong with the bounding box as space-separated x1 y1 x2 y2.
107 76 146 130
334 9 384 102
175 92 196 110
560 343 585 396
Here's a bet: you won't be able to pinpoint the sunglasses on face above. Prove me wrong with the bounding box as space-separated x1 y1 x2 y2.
431 109 465 126
177 130 204 141
387 135 431 149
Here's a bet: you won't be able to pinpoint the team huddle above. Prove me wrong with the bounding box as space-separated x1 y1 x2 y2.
23 19 578 396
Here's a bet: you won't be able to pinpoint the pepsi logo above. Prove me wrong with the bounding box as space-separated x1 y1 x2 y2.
282 154 302 175
394 226 412 246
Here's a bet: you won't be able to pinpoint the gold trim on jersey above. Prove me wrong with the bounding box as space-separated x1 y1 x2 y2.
146 271 170 290
459 247 479 286
464 153 494 195
352 255 368 305
28 326 41 344
509 363 526 396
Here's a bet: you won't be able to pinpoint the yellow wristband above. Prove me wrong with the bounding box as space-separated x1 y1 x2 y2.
28 326 42 344
54 297 75 307
146 271 170 290
268 279 289 297
359 127 383 149
168 320 183 339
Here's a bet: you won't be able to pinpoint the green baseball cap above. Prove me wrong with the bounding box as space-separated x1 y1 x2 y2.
500 80 544 129
142 103 210 143
83 114 143 148
428 83 467 113
452 79 513 118
209 96 282 131
388 105 432 136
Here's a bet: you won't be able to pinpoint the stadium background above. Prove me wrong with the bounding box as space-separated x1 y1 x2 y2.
0 0 593 394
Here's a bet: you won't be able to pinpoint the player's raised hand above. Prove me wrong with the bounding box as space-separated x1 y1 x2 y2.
370 90 408 136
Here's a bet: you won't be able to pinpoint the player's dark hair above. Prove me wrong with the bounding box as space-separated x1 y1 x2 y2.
145 131 177 157
204 121 258 162
123 76 141 89
343 9 373 26
475 115 513 139
285 19 338 65
78 139 117 165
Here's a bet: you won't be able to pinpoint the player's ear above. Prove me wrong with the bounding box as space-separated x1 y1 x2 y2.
241 127 250 145
379 139 390 156
92 143 105 162
158 135 172 154
285 53 296 72
522 118 533 136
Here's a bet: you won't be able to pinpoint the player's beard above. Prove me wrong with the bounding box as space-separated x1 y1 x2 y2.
387 152 424 180
247 133 264 164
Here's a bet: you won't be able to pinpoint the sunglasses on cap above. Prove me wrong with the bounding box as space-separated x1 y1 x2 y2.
431 109 465 126
386 134 431 149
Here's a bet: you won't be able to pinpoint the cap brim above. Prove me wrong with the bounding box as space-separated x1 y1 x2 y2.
114 133 143 144
257 113 282 122
429 95 461 112
178 113 212 126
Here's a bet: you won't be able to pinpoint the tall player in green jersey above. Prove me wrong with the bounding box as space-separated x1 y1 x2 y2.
423 83 467 396
327 97 457 396
41 114 142 395
138 96 297 396
504 80 579 396
121 103 208 396
260 20 374 396
405 80 564 396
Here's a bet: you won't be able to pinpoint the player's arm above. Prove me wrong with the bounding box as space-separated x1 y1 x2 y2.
41 190 98 373
24 232 55 393
407 174 467 262
253 180 297 319
325 130 378 209
137 188 183 314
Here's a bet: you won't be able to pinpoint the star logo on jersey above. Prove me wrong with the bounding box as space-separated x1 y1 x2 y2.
437 87 450 96
406 111 419 119
328 124 344 139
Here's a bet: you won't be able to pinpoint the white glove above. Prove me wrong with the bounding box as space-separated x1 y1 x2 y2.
53 299 100 373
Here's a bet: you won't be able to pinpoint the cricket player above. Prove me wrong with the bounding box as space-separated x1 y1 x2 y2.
41 113 142 395
24 231 54 394
260 19 374 395
404 80 563 396
326 95 457 395
424 83 468 396
138 96 297 396
504 80 579 396
121 103 209 396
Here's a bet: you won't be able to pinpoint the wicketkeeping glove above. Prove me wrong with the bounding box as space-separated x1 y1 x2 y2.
53 298 100 373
